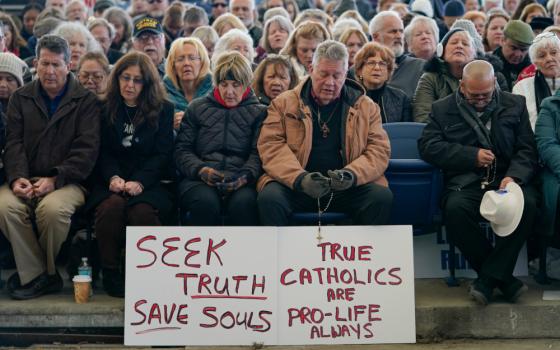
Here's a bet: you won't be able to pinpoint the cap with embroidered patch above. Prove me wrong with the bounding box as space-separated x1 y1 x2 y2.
133 16 163 38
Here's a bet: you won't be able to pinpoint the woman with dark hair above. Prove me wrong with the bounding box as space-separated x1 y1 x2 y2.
20 3 44 41
252 54 299 105
0 14 32 60
87 52 174 298
175 51 266 226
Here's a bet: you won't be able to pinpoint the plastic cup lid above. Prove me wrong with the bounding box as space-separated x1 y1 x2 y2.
72 275 92 283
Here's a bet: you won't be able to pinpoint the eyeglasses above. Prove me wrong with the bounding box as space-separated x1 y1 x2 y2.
137 33 161 44
79 72 105 83
364 60 388 69
212 2 228 7
119 74 144 85
147 0 164 3
175 55 201 63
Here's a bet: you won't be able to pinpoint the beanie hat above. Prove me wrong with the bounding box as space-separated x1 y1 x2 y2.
0 53 26 87
436 27 466 57
333 0 358 17
443 0 465 17
411 0 434 18
451 19 484 53
503 20 535 47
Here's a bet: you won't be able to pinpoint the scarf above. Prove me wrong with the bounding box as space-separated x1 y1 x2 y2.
455 89 499 150
534 70 552 115
213 87 251 109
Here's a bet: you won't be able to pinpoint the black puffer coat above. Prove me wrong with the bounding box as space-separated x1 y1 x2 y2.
174 89 267 196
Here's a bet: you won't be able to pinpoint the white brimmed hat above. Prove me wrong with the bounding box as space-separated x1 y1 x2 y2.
479 182 524 237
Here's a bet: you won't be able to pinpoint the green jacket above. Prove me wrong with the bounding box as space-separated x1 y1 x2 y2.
412 56 508 123
535 90 560 237
412 58 459 123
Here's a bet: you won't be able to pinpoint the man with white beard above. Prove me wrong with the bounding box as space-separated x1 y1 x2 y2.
370 11 425 97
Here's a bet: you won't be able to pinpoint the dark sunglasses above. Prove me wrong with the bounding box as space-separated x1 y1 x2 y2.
147 0 164 4
212 2 228 7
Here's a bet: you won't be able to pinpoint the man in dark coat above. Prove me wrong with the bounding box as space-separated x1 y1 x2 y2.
0 35 100 300
419 60 538 306
493 20 534 91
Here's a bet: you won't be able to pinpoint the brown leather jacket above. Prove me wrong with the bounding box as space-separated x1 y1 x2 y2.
257 77 390 191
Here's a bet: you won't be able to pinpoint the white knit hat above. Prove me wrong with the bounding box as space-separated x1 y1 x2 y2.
0 53 26 87
411 0 434 18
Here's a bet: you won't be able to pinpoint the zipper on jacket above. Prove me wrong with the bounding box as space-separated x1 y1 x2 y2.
220 109 230 170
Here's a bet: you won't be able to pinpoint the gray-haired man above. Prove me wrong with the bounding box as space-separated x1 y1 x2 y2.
370 11 425 97
0 35 100 300
257 40 393 226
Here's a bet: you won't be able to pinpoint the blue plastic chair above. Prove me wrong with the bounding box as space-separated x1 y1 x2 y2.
382 122 443 229
382 123 458 286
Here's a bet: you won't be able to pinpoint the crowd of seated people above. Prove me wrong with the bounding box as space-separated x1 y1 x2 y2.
0 0 559 307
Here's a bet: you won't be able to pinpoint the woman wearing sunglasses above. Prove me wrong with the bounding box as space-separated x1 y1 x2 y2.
513 32 560 130
87 52 174 297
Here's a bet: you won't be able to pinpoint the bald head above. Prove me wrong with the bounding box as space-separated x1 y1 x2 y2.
460 60 496 112
462 60 494 83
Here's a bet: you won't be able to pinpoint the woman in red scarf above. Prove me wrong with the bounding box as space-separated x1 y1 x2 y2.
175 51 267 226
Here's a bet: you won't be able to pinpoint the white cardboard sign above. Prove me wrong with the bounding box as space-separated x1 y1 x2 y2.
124 225 415 346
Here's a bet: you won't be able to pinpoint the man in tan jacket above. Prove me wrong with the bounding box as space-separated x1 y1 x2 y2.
257 40 392 226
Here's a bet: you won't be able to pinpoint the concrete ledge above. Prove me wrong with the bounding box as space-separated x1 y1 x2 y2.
0 276 558 340
415 278 560 340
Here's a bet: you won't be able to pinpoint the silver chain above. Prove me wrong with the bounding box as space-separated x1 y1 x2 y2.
317 192 334 241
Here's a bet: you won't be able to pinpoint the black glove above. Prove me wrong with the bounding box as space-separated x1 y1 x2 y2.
199 167 224 186
300 172 331 199
327 169 355 191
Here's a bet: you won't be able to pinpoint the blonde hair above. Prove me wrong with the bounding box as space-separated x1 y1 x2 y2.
213 50 253 88
166 37 211 92
294 9 333 29
339 28 368 47
337 10 369 34
463 10 487 23
280 21 332 59
212 13 247 36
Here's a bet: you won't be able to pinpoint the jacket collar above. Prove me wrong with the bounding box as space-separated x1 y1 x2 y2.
494 46 531 71
19 73 88 102
295 76 366 108
207 86 259 108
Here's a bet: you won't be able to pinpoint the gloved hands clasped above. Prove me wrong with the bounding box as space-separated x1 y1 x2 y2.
300 169 355 199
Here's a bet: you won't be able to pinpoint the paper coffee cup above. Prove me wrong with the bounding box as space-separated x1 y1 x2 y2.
73 275 92 304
